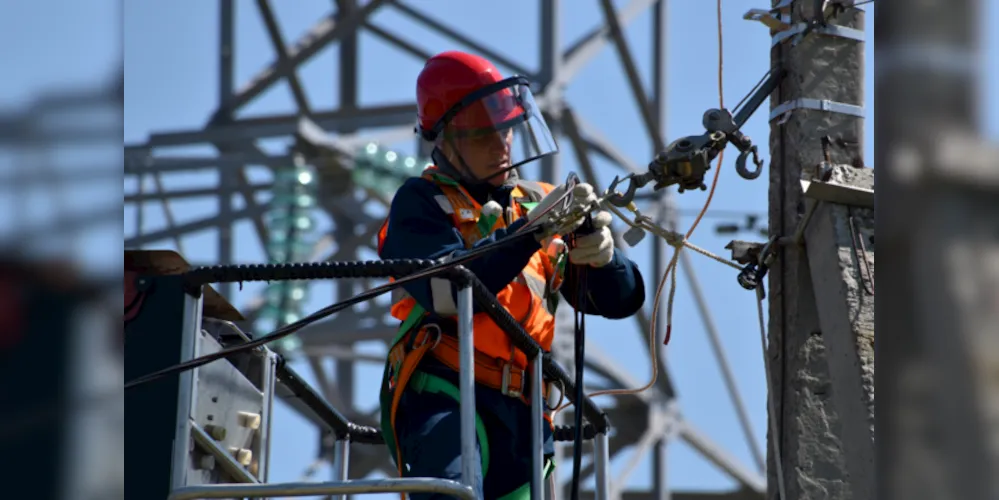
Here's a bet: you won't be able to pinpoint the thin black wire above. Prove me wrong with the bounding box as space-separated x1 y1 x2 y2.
731 66 772 116
124 228 542 390
125 179 581 390
570 236 587 500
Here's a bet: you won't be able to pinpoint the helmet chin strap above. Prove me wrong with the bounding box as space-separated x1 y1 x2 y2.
431 146 521 187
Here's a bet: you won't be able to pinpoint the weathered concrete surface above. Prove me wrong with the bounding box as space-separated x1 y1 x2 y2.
766 2 865 499
805 164 875 499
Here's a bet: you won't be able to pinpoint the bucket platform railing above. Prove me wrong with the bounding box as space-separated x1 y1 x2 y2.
126 257 611 500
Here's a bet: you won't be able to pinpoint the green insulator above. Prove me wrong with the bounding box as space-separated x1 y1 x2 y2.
258 303 281 321
296 170 315 186
274 335 303 355
352 169 377 189
292 214 314 231
281 311 301 326
265 240 314 262
271 192 315 209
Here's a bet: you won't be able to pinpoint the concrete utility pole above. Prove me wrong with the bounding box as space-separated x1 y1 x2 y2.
878 1 999 499
762 1 873 499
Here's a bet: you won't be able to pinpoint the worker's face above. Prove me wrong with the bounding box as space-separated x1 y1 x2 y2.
444 128 514 186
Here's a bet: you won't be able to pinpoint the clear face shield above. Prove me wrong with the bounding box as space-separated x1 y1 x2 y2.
432 76 558 184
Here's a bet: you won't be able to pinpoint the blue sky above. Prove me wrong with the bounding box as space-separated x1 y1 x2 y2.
117 0 995 497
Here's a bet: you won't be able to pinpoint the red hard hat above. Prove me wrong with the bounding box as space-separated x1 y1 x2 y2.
416 51 525 141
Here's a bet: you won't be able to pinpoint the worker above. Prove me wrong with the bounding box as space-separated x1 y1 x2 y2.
377 50 646 500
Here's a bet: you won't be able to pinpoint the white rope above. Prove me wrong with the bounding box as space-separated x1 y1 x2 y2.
603 201 743 271
682 239 743 271
757 285 787 500
604 196 789 500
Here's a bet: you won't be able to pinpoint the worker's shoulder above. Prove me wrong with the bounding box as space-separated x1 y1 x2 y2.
392 176 445 202
387 176 449 216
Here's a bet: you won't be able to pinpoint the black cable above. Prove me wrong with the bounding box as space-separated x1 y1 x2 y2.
125 172 582 390
570 268 587 500
731 66 772 117
568 214 594 500
123 172 617 450
124 227 540 390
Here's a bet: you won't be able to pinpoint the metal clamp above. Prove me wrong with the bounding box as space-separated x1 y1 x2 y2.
501 364 525 398
770 98 865 123
772 22 865 47
743 0 794 30
736 237 778 294
743 8 791 32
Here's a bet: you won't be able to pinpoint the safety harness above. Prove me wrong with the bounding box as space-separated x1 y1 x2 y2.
378 170 564 497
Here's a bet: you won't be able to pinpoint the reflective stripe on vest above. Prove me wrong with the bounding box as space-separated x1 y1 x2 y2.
377 167 559 369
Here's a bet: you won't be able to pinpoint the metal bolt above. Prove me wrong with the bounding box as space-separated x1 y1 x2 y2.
204 424 227 441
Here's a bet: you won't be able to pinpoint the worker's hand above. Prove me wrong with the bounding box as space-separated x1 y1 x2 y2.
568 211 615 267
526 182 598 239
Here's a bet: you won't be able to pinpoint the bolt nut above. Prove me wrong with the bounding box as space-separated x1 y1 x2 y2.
229 447 253 466
204 424 227 441
238 411 262 430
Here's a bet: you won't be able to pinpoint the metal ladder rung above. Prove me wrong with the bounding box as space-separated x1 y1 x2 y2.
168 477 476 500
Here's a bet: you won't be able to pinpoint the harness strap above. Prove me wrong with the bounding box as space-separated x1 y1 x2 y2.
384 329 491 489
427 327 550 403
383 323 555 473
387 336 434 484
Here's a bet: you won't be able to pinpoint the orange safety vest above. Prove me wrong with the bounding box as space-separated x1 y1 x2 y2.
377 166 561 370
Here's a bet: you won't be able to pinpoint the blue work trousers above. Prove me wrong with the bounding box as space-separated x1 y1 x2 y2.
394 371 555 500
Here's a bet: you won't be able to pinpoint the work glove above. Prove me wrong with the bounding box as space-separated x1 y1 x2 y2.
525 182 599 241
568 211 615 267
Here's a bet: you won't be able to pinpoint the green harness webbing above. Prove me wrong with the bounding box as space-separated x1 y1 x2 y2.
497 460 555 500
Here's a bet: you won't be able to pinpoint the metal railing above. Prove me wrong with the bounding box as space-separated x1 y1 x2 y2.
168 260 612 500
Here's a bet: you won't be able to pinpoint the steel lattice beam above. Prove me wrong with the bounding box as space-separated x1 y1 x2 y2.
122 1 766 497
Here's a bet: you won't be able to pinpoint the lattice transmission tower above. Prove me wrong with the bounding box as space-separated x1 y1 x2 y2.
123 2 765 498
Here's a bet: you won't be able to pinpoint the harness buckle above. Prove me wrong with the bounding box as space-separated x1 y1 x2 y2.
414 324 442 351
501 364 525 398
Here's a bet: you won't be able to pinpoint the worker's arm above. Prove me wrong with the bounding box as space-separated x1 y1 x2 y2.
379 178 542 316
559 249 646 319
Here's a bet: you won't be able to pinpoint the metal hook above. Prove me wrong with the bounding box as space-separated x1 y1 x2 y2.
606 172 657 207
560 171 582 211
736 145 764 180
605 174 640 207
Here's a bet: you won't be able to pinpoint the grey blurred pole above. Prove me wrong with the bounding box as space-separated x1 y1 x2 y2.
877 1 999 500
456 285 478 489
